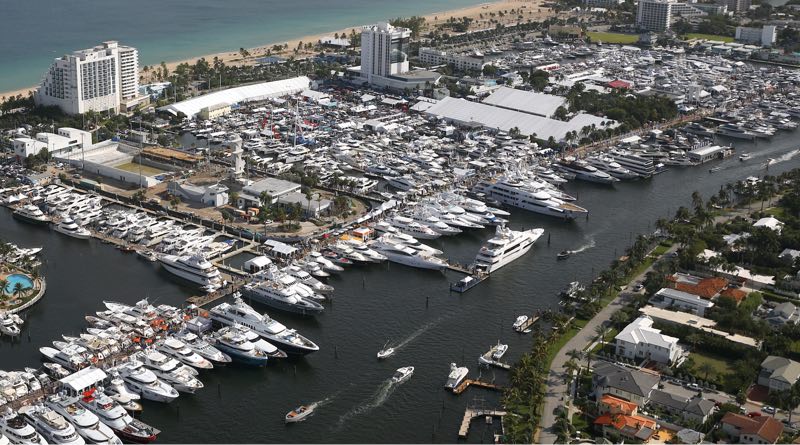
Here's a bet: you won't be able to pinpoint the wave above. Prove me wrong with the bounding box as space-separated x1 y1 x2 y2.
334 379 398 429
570 237 596 254
770 149 800 165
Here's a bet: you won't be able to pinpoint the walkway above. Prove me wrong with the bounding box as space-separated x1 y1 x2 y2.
537 244 677 443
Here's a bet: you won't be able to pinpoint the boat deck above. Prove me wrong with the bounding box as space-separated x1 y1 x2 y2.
458 408 507 439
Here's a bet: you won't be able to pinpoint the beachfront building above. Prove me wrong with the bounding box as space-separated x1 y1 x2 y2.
418 48 487 72
356 22 440 91
35 41 144 115
637 0 674 32
11 127 92 159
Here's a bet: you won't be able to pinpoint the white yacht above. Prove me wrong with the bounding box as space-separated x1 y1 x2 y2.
284 265 334 295
19 405 85 445
174 331 232 365
556 159 617 184
408 212 461 236
1 317 21 337
368 240 447 271
78 390 159 443
377 233 444 256
241 281 325 316
0 410 47 445
13 205 51 226
45 394 121 445
473 225 544 274
716 123 756 140
586 156 639 180
391 366 414 384
54 218 91 240
308 251 344 273
158 253 223 291
210 328 270 366
444 363 469 390
39 345 88 371
158 338 214 370
209 298 319 355
474 177 587 220
134 351 203 394
389 216 441 240
113 360 179 403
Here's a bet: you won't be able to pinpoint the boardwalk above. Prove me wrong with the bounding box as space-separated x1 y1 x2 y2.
452 379 504 395
458 408 508 438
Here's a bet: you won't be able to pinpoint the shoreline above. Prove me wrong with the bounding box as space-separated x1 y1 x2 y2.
0 0 547 102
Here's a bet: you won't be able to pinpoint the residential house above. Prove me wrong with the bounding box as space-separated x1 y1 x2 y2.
614 316 682 364
758 356 800 392
593 413 657 441
652 288 715 316
648 390 716 423
720 412 783 444
765 302 799 327
593 362 660 405
753 216 784 234
598 394 639 416
668 273 728 300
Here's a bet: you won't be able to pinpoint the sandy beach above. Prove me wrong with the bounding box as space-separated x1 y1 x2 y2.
1 0 549 102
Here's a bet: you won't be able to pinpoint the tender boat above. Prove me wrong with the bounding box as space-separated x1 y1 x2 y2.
512 316 529 332
285 403 318 423
444 363 469 390
377 344 395 360
54 218 91 240
391 366 414 384
557 250 572 260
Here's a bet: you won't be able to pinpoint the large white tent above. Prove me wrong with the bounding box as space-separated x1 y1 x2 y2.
159 76 311 118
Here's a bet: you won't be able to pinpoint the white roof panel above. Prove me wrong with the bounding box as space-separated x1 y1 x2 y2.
482 87 567 117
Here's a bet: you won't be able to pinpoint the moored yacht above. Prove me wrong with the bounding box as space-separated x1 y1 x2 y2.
389 216 441 240
474 177 587 220
133 351 203 394
54 218 91 240
78 390 158 443
45 394 121 445
473 224 544 274
368 240 447 271
209 298 319 355
240 281 324 316
0 410 47 445
18 404 85 445
444 363 469 390
158 338 214 370
157 253 223 292
113 360 179 403
174 331 232 365
556 158 617 184
210 328 270 366
13 205 51 226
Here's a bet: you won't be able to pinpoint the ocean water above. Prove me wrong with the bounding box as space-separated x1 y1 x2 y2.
0 0 483 94
2 131 799 442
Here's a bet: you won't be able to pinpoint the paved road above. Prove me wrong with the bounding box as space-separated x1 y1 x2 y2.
538 246 675 443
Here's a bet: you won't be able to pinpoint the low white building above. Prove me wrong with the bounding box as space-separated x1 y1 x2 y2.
615 316 681 364
735 25 777 47
12 127 91 159
652 288 715 316
418 48 487 71
754 216 783 234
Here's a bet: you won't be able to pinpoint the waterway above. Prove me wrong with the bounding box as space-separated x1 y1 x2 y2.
0 0 484 94
1 132 799 442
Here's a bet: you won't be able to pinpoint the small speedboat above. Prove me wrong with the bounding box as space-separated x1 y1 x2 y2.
492 343 508 360
285 403 318 423
391 366 414 384
512 315 529 332
557 250 572 260
739 153 751 161
377 347 395 360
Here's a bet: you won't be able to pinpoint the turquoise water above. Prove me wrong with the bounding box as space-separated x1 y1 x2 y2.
0 0 484 94
4 274 33 294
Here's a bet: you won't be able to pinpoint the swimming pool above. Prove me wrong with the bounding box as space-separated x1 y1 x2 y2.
4 274 33 295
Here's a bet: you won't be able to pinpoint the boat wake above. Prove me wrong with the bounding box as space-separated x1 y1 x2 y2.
394 316 445 351
570 237 596 254
770 149 800 165
334 379 398 429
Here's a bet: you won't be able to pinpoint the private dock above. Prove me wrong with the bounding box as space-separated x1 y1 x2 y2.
449 273 487 293
457 408 507 439
478 345 511 370
514 314 540 333
452 379 504 395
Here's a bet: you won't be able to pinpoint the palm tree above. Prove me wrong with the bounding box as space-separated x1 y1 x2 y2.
12 282 23 300
0 279 7 297
698 362 714 381
595 323 608 344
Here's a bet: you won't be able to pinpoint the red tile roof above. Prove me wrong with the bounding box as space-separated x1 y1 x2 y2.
720 287 747 303
594 413 656 431
721 412 783 443
671 276 728 299
607 80 631 89
600 395 638 415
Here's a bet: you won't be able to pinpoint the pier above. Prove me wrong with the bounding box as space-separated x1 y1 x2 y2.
452 379 504 395
457 408 507 439
514 314 540 333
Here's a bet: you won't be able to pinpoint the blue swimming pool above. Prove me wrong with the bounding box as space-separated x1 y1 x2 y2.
4 274 33 295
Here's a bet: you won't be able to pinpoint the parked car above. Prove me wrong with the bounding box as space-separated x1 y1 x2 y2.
633 283 644 292
762 406 777 414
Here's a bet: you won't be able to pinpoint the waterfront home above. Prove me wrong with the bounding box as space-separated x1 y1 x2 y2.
699 250 777 289
614 316 681 365
666 273 728 300
592 362 660 405
598 394 639 416
651 288 715 316
593 413 657 442
765 302 799 327
758 356 800 392
753 216 784 234
720 412 783 444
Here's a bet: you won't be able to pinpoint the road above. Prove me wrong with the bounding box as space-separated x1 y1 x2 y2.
538 247 674 442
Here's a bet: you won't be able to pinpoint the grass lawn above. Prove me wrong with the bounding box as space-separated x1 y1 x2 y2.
572 413 590 432
115 162 166 176
766 207 787 219
652 244 670 256
587 32 639 44
684 33 734 43
688 351 735 382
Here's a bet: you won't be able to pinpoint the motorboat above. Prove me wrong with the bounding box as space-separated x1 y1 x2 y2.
0 410 47 445
739 153 751 161
78 390 158 443
209 298 319 355
221 324 288 359
377 345 395 360
210 328 270 366
389 216 441 240
473 177 587 220
284 403 318 423
39 346 88 372
391 366 414 384
444 363 469 390
284 265 334 295
134 351 203 394
158 338 214 370
368 240 447 271
13 205 51 225
54 218 91 240
492 342 508 360
102 374 143 413
45 393 122 445
472 224 544 274
18 404 85 445
0 317 21 337
308 251 343 273
157 253 223 291
556 158 617 184
240 281 324 316
557 250 572 260
174 331 232 365
512 316 529 332
113 360 179 403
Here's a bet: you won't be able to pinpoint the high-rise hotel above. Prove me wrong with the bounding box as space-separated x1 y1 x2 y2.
35 41 143 115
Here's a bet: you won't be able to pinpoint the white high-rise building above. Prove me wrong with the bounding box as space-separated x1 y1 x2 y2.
637 0 674 32
360 22 411 84
35 41 140 115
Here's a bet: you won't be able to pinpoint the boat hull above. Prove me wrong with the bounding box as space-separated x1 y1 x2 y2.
241 289 324 316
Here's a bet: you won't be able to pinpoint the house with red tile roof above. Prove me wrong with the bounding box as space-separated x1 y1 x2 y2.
720 412 783 444
594 413 657 441
598 395 638 416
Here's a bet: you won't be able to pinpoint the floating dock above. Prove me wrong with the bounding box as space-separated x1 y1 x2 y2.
513 314 540 333
452 379 504 395
458 408 507 439
449 274 487 293
478 345 511 370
